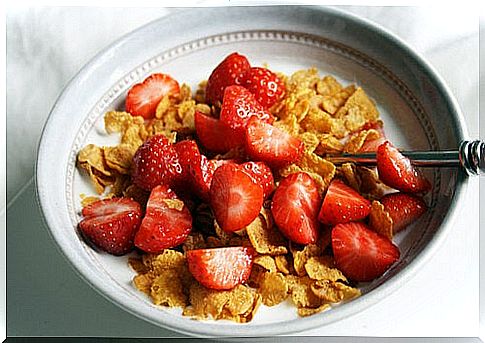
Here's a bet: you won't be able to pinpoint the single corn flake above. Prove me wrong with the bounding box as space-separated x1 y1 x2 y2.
321 85 356 115
275 254 291 275
343 129 380 153
291 243 323 276
258 272 289 306
298 132 320 154
246 210 288 256
316 76 343 96
315 134 344 155
304 256 347 282
78 144 112 177
369 200 394 239
335 87 379 131
103 145 133 175
286 275 323 308
340 163 361 192
155 95 172 119
254 255 278 273
297 303 331 317
151 268 188 307
311 280 361 303
104 111 134 134
133 273 154 295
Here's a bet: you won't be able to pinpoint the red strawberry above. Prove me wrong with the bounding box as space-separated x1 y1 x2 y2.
380 193 427 233
318 179 371 226
132 135 182 191
241 67 285 108
79 198 142 255
245 117 304 167
194 111 241 153
377 141 431 193
210 163 263 232
205 52 251 105
241 161 275 199
125 73 180 119
332 222 400 282
134 185 192 253
220 85 275 143
186 247 254 290
173 139 202 180
271 172 321 244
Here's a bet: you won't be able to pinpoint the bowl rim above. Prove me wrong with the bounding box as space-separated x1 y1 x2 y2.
35 5 470 337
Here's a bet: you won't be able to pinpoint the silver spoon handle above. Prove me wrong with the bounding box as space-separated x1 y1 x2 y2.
326 140 484 176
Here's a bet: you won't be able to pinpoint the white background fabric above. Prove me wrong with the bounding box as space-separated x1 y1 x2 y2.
5 6 480 337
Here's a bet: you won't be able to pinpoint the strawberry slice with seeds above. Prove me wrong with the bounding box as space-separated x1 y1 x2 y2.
78 198 142 255
220 85 275 143
134 185 192 253
245 117 304 167
381 192 427 233
132 135 182 191
318 179 371 226
210 163 263 232
241 161 275 199
241 67 286 108
271 172 321 244
332 221 400 282
186 246 255 290
194 111 242 153
377 141 431 193
125 73 180 119
205 52 251 105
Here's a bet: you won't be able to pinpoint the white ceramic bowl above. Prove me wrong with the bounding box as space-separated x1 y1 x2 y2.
36 6 470 337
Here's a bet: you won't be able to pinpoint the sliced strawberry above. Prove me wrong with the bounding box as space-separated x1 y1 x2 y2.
79 198 142 255
134 185 192 253
380 192 427 233
125 73 180 119
245 117 304 167
220 85 275 143
332 222 400 282
377 141 431 193
205 52 251 105
173 139 202 180
241 161 275 199
186 247 254 290
271 172 321 244
241 67 286 108
132 135 182 191
194 111 242 153
210 163 263 232
318 179 371 226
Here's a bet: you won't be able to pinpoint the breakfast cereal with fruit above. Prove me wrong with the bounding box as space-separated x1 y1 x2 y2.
76 52 430 322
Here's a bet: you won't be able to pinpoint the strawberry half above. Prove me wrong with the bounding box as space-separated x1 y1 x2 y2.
186 246 255 290
220 85 275 144
245 117 304 167
241 67 286 109
380 192 427 233
194 111 241 153
332 222 400 282
241 161 275 199
78 198 142 255
210 163 263 232
271 172 321 244
132 135 182 191
125 73 180 119
377 141 431 193
318 179 371 226
134 185 192 253
205 52 251 105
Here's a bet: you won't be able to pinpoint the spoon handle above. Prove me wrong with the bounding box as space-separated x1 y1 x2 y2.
325 140 484 176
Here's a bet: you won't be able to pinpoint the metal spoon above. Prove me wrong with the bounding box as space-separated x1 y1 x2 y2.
325 140 484 176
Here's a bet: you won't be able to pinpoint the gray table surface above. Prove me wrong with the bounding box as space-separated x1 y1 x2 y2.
5 6 482 338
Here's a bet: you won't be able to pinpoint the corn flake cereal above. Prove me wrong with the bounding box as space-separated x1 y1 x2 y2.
369 200 394 239
258 272 289 306
297 303 331 317
246 210 288 256
343 129 380 153
254 255 278 273
304 256 347 282
311 280 361 303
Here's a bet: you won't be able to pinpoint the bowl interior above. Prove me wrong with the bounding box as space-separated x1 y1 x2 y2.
37 6 466 337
